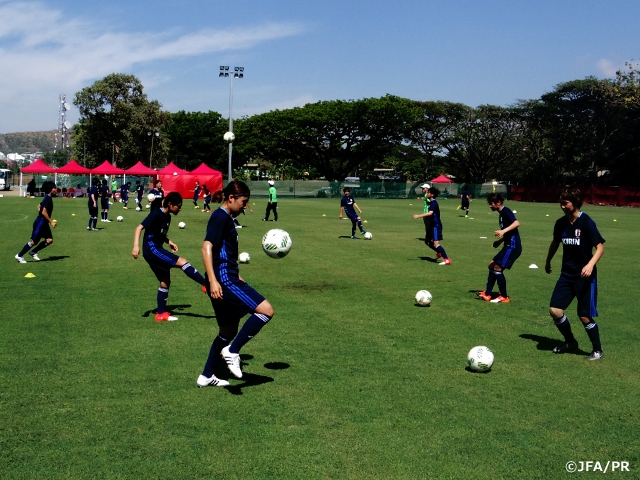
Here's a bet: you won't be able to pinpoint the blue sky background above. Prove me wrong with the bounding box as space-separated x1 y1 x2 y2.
1 0 639 133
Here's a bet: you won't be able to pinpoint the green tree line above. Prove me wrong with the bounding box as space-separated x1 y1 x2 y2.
69 65 640 185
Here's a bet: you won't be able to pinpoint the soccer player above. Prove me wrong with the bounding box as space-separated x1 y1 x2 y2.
100 179 111 222
120 182 132 209
191 181 201 209
262 180 278 221
87 178 100 230
545 187 605 361
135 180 144 211
339 187 367 239
412 187 450 265
458 185 472 217
132 192 207 322
416 182 431 241
111 177 118 203
15 181 58 263
199 181 275 387
202 184 212 213
149 180 164 210
477 193 521 303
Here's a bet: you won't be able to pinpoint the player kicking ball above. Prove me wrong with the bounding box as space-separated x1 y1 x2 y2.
477 193 521 303
545 187 605 361
132 192 208 322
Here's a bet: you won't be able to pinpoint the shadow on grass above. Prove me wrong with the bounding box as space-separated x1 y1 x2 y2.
414 303 431 308
225 372 274 395
464 366 492 374
339 235 358 239
418 256 439 263
40 255 70 262
141 304 215 320
519 334 589 356
264 362 290 370
468 289 498 301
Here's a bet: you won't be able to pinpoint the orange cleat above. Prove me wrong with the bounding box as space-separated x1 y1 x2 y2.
490 296 510 303
155 312 178 322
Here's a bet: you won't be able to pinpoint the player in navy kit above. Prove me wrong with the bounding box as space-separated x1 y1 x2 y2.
191 181 201 209
198 181 275 387
478 193 521 303
412 187 450 265
100 179 111 222
201 185 212 212
545 187 605 360
132 192 207 322
15 181 58 263
339 187 367 239
135 181 144 211
458 186 472 217
87 178 100 230
120 182 132 209
149 180 164 210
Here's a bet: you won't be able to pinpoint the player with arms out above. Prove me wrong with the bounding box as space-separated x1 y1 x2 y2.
15 181 58 263
198 181 275 387
339 187 367 239
545 187 605 360
191 181 201 209
412 187 451 265
477 193 521 303
132 192 207 322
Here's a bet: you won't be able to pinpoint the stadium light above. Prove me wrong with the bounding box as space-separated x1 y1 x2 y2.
219 66 244 184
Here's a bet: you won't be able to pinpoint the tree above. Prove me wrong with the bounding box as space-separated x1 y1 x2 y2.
237 95 414 181
71 74 171 168
164 111 227 171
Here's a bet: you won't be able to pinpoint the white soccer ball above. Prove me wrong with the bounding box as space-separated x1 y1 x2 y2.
145 204 150 209
415 290 432 306
467 346 494 372
178 222 186 229
223 131 235 143
147 193 156 202
238 252 250 264
363 231 373 240
116 216 123 222
262 229 292 259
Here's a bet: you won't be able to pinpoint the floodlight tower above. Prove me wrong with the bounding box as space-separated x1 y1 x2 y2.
55 94 71 155
219 66 244 184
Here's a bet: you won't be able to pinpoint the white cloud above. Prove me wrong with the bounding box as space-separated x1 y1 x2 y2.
596 59 621 78
0 1 305 132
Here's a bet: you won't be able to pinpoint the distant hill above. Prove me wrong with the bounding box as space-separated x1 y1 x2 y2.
0 131 58 155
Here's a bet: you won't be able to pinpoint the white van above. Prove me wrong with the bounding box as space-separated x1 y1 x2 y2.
0 169 11 190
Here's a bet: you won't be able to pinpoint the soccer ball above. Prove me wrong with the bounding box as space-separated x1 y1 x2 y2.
223 131 235 142
363 231 373 240
262 229 292 258
136 207 141 211
147 193 156 202
415 290 432 306
238 252 250 264
116 216 123 222
145 204 150 209
467 346 494 372
178 222 186 229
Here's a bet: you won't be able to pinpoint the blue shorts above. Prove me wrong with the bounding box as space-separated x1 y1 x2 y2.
142 241 179 281
493 245 521 270
101 199 110 209
461 199 469 209
346 211 359 222
425 224 443 242
550 274 598 318
207 276 265 326
31 217 52 242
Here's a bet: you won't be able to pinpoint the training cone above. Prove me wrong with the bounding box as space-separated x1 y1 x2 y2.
25 273 36 278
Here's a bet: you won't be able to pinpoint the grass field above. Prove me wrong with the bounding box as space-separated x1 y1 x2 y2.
1 194 639 479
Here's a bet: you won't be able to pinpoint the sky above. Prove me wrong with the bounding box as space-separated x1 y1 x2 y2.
1 0 639 134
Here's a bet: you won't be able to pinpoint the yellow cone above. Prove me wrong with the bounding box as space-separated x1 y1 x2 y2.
72 213 76 216
364 220 368 223
25 273 36 278
322 214 326 216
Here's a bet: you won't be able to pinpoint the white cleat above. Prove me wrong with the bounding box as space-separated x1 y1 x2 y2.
197 374 230 387
221 345 243 378
30 253 40 261
15 254 27 264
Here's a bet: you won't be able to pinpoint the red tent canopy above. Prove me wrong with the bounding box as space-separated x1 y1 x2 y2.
56 159 91 174
157 162 187 175
430 174 452 183
124 161 157 176
190 163 223 175
21 158 56 173
91 161 125 175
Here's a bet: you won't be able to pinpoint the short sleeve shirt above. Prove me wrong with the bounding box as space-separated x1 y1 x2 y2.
553 212 605 278
149 188 164 209
269 187 277 202
499 206 521 248
428 199 442 228
204 207 239 282
39 195 53 218
88 186 99 205
141 207 171 246
136 185 144 198
341 195 356 215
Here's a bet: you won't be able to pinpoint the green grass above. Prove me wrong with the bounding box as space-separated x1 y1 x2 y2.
1 195 639 479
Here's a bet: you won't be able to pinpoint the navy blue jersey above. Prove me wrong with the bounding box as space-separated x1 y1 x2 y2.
88 186 99 205
461 189 470 201
499 206 521 248
553 212 605 278
39 194 54 218
203 187 211 199
193 186 201 199
149 188 164 209
204 207 239 283
341 195 357 215
135 184 144 199
428 199 442 228
100 185 110 198
141 207 171 246
120 185 130 197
